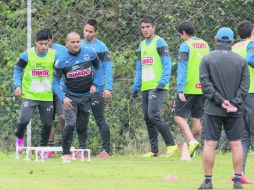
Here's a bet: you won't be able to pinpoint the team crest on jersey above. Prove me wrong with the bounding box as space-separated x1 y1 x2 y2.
72 65 80 70
84 54 90 61
67 67 92 78
31 69 49 77
141 57 154 65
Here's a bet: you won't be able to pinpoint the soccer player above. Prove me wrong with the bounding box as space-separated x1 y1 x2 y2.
13 29 56 153
199 27 249 189
77 19 113 158
44 28 67 158
232 20 254 184
132 15 178 157
53 32 100 162
174 21 209 157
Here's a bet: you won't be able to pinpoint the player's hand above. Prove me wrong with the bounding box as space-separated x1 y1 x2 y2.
90 85 96 94
103 90 111 98
221 100 237 113
15 87 22 97
178 92 186 102
63 97 73 110
132 90 138 98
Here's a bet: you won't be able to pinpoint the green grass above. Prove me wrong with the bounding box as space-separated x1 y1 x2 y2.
0 152 253 190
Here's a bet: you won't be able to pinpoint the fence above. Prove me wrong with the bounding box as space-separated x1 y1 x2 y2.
0 0 253 154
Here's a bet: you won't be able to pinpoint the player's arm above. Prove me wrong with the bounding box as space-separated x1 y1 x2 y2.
13 51 28 96
132 45 142 95
156 38 171 90
101 50 113 91
200 56 225 106
176 42 189 93
231 60 250 107
246 42 254 68
52 61 65 102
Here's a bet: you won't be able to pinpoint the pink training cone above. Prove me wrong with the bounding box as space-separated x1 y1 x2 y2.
181 142 191 161
164 174 178 181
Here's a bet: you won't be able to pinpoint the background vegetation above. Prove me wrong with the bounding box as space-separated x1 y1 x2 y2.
0 0 254 154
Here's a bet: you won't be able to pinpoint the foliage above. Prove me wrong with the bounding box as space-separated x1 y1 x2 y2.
0 0 253 152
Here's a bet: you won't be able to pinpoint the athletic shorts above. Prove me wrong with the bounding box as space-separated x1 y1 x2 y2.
174 94 204 118
53 93 63 120
202 114 244 141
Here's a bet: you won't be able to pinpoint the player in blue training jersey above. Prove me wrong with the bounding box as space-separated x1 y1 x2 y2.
76 19 113 158
43 28 67 158
231 20 254 185
53 32 100 162
132 16 178 157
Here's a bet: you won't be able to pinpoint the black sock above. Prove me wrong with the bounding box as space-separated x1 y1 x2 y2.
234 173 241 183
205 175 212 184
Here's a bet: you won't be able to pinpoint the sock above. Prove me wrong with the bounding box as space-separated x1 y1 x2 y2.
47 141 54 147
234 173 241 183
205 175 212 184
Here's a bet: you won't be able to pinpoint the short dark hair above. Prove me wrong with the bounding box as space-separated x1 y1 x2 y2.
176 21 196 36
140 15 155 26
86 19 98 31
237 20 253 39
36 29 51 41
42 28 53 40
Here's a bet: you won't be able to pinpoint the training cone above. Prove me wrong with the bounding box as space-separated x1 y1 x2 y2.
181 142 191 161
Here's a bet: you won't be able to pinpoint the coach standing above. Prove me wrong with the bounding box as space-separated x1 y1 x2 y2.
199 27 249 189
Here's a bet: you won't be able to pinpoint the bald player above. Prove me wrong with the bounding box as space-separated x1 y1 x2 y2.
53 32 100 162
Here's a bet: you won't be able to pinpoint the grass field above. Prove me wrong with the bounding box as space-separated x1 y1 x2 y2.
0 152 253 190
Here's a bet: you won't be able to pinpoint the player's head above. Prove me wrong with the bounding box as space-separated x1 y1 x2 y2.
42 28 53 47
176 21 196 40
35 29 50 53
66 32 81 54
237 20 254 40
140 15 155 39
84 19 98 42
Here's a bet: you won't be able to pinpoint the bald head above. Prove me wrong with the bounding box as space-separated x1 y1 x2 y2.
65 32 81 54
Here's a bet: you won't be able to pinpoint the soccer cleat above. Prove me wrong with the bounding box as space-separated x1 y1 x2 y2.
198 182 213 189
143 152 158 157
240 174 252 184
16 138 24 153
233 181 243 189
96 151 110 158
165 144 179 157
74 151 88 158
231 172 252 185
62 154 72 163
47 151 55 158
188 141 200 157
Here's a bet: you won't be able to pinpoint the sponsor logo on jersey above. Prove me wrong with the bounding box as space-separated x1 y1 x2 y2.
67 67 92 78
84 54 90 61
192 43 207 48
31 69 50 77
141 57 154 65
233 41 246 48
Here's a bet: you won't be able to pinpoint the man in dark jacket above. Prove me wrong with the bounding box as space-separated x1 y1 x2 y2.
198 27 250 189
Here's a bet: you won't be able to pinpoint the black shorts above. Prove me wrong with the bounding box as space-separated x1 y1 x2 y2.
53 93 63 121
174 94 204 118
202 114 244 141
